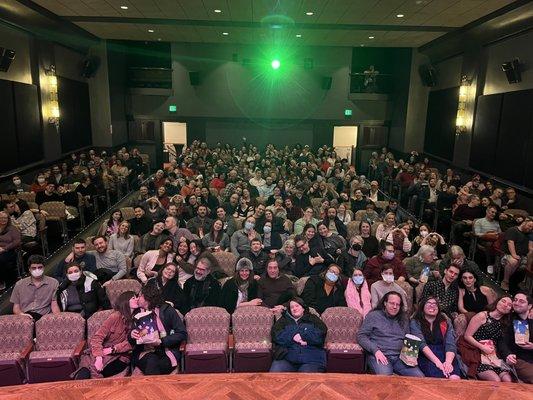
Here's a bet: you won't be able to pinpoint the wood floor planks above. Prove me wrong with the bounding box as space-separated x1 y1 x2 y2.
0 373 530 400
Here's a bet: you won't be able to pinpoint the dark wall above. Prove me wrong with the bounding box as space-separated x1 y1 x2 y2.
57 77 92 153
423 87 459 161
0 79 43 173
471 89 533 187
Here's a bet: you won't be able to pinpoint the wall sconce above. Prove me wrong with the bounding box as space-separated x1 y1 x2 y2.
455 75 473 134
45 65 60 126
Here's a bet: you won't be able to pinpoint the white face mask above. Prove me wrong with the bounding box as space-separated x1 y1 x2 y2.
420 230 429 238
30 268 44 278
382 274 394 283
67 272 81 282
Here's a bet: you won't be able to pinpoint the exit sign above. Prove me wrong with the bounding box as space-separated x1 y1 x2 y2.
169 104 177 112
344 109 352 116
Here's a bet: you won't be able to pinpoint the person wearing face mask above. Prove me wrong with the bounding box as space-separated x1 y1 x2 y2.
337 236 367 277
301 264 346 314
363 241 407 288
9 175 30 194
10 255 60 320
411 224 448 256
31 174 48 193
183 256 222 312
57 262 109 319
144 197 168 224
230 216 260 257
345 268 372 318
260 221 282 252
370 265 408 311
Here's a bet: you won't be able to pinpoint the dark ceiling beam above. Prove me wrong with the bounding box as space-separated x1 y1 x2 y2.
65 16 455 33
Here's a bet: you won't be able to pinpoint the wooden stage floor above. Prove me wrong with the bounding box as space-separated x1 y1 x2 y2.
0 373 530 400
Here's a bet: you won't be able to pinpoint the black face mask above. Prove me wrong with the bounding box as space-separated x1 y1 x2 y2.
351 243 362 251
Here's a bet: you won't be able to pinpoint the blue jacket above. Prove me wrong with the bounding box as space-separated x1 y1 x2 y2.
272 311 327 367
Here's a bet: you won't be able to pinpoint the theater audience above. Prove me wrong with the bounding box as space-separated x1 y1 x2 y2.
370 264 408 311
359 220 379 258
128 206 153 236
201 219 230 251
87 236 128 283
422 263 460 318
500 217 532 291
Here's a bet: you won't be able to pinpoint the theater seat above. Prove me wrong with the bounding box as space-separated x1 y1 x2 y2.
27 312 85 383
212 252 236 277
184 307 230 374
105 279 141 308
321 307 365 373
232 306 273 372
0 315 34 386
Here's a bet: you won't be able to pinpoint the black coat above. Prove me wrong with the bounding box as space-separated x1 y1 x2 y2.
301 275 346 314
183 274 221 312
146 276 188 316
321 217 347 238
219 277 259 314
57 275 109 319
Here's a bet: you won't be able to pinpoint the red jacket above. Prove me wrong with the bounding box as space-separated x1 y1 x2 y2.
363 254 407 288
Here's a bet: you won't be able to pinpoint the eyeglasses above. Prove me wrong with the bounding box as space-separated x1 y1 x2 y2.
425 301 438 307
386 302 401 308
296 243 306 249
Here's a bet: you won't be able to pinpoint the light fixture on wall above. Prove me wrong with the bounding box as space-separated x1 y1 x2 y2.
455 75 473 133
45 65 60 126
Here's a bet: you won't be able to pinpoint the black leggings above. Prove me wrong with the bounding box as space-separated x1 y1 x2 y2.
137 352 173 375
102 359 129 377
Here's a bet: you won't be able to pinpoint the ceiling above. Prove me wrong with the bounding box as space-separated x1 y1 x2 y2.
28 0 518 47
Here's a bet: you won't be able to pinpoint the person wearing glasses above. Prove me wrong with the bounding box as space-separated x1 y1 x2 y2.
357 291 424 377
410 296 461 379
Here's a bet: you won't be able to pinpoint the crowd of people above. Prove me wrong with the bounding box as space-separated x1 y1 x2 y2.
4 141 532 382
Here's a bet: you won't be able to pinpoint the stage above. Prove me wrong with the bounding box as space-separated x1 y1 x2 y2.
0 373 530 400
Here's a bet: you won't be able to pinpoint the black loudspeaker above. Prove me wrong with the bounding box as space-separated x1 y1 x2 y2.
81 56 100 78
501 59 521 84
189 71 200 86
418 64 437 87
0 48 16 72
322 76 332 90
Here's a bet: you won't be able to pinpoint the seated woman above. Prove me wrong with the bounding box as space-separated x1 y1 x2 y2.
357 291 424 377
201 219 230 251
294 207 319 235
403 245 440 295
337 203 352 225
219 257 261 314
410 296 461 380
276 239 297 276
462 296 513 382
316 222 346 259
370 264 409 311
360 221 379 258
77 291 136 379
411 224 448 256
98 209 123 237
146 263 187 316
57 262 109 319
301 264 346 314
270 297 327 373
302 223 323 251
375 212 396 242
137 238 175 284
261 221 282 252
108 221 135 259
337 235 367 277
385 223 412 260
458 268 493 314
130 284 187 375
345 267 372 318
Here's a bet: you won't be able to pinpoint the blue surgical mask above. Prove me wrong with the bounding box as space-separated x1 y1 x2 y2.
326 271 338 282
352 275 364 285
263 226 272 234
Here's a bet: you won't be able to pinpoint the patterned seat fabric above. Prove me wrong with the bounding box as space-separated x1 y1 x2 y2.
35 312 85 352
346 221 360 239
295 276 309 295
0 315 34 355
321 307 363 347
395 280 414 314
29 349 75 360
40 201 66 221
17 192 36 203
453 313 468 338
232 306 273 350
87 310 114 339
185 342 227 352
105 279 141 308
326 343 362 351
184 307 230 348
213 252 236 277
120 207 135 221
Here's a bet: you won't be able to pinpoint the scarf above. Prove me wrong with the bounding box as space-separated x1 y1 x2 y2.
345 279 372 317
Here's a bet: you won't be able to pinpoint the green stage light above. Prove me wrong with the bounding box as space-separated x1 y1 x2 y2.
271 59 281 70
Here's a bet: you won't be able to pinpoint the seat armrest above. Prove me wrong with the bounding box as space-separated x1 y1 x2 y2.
72 340 86 357
228 334 235 350
179 340 187 352
20 343 33 359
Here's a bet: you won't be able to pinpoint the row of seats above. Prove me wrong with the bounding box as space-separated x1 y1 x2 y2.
0 305 363 385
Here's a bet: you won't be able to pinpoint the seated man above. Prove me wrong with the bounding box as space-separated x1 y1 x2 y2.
257 259 296 309
498 292 533 383
10 255 60 320
322 207 347 237
88 236 128 283
128 205 153 236
240 238 270 278
363 241 407 288
186 205 213 237
422 263 460 318
451 194 484 247
55 238 97 281
293 235 334 278
164 215 197 251
357 291 424 377
501 217 533 291
183 256 221 311
35 182 62 206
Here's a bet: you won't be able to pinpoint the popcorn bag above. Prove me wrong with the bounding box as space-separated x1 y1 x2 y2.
133 311 160 345
400 334 421 366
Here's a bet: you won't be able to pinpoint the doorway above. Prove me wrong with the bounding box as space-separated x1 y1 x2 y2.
162 122 187 163
333 126 358 164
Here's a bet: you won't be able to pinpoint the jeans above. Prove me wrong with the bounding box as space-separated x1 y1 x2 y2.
270 359 325 373
367 354 424 377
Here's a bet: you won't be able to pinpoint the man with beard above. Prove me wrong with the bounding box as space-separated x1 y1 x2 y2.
183 256 221 311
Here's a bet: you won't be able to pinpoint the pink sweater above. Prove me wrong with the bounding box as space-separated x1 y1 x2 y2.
344 279 372 318
137 250 174 283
